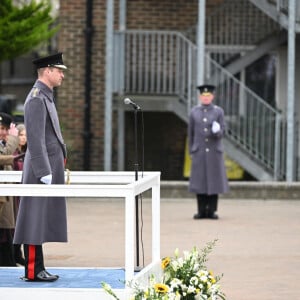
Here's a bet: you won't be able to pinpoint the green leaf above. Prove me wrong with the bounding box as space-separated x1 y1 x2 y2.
0 0 59 62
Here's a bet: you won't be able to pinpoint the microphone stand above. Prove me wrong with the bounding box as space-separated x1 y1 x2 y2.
133 108 141 271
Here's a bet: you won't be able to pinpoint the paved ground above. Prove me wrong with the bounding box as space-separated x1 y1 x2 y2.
42 197 300 300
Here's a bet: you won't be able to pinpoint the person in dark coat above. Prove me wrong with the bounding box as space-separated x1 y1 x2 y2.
13 53 68 282
188 84 229 220
0 112 19 266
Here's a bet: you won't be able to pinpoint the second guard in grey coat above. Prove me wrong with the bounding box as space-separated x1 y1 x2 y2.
188 84 229 220
188 103 229 195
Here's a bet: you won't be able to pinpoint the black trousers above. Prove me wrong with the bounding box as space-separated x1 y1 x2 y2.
23 244 45 279
0 229 16 266
196 194 218 216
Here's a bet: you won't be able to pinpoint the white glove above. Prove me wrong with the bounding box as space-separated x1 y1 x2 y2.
40 174 52 185
212 121 221 133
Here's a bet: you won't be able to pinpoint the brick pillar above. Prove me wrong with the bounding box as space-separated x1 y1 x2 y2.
57 0 106 170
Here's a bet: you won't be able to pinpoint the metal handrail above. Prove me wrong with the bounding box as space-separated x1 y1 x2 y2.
114 30 197 113
205 55 286 179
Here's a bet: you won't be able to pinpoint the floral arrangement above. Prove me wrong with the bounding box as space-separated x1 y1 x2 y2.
101 240 226 300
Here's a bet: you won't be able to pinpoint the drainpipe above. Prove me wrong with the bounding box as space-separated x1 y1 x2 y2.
286 0 296 181
104 0 114 171
197 0 206 86
83 0 94 170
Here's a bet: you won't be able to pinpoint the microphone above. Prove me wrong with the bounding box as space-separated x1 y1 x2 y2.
124 98 141 110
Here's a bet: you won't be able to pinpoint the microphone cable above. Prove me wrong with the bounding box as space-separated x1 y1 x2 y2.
126 99 146 269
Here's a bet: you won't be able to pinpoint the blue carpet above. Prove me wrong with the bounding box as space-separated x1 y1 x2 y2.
0 267 125 289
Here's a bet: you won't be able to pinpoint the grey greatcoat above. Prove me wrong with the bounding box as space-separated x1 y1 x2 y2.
188 103 229 195
13 80 68 245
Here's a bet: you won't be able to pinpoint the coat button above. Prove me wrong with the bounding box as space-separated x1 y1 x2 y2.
204 128 208 132
203 118 207 122
205 138 209 142
206 148 209 152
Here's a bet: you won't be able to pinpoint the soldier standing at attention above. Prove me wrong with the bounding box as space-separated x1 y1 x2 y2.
13 53 68 282
188 84 229 220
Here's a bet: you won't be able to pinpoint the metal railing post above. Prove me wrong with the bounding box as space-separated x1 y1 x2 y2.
274 113 281 180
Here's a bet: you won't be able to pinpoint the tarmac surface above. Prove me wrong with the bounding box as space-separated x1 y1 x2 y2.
40 196 300 300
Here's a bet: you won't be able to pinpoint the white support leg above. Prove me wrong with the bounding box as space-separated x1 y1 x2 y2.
152 176 160 261
125 192 135 282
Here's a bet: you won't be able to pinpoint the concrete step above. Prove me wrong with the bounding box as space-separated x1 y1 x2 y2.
160 181 300 200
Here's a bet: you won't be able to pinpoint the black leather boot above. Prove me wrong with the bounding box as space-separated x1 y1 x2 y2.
193 194 207 219
207 194 219 219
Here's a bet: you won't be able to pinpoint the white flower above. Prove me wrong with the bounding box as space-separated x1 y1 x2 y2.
187 285 196 294
197 269 209 279
170 278 182 289
209 283 221 293
168 292 180 300
193 263 200 271
183 250 190 259
190 276 199 286
194 294 202 300
181 283 188 292
168 293 175 300
174 248 179 258
171 260 179 271
177 257 184 267
174 294 181 300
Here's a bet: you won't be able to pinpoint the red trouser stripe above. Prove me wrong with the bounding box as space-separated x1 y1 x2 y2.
28 245 36 279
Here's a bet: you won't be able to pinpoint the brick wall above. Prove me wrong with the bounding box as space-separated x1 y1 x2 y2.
57 0 86 170
57 0 220 175
58 0 108 170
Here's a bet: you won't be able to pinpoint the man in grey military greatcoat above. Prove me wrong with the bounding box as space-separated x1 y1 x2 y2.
188 85 229 220
13 53 68 282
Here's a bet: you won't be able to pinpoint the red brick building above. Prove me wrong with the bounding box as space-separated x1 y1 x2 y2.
2 0 299 181
56 0 216 178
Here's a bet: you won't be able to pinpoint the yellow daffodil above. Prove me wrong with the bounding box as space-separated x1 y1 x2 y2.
154 283 169 294
161 257 171 269
209 271 216 283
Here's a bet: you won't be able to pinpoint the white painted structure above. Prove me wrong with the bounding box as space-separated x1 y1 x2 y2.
0 171 161 299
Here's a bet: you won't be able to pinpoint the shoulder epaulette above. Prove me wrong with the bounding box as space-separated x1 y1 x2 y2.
32 87 40 97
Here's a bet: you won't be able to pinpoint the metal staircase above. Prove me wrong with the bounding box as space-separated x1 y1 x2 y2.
112 0 299 181
249 0 300 32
